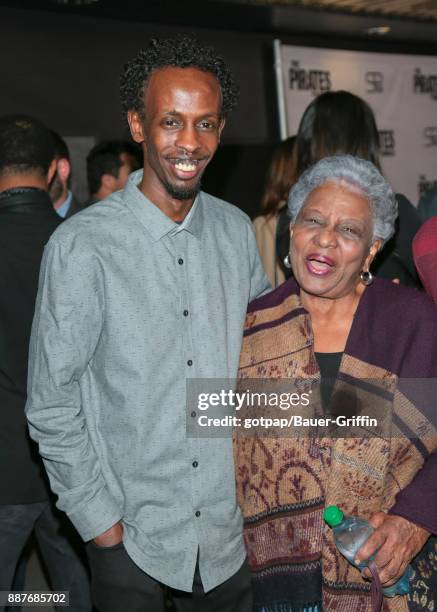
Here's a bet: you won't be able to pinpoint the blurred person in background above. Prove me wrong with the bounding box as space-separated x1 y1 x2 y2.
0 114 91 611
85 140 141 205
276 91 422 287
253 136 296 287
11 129 85 602
413 216 437 304
417 185 437 221
49 130 83 218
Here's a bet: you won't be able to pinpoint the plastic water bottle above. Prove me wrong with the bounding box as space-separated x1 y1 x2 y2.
323 505 413 597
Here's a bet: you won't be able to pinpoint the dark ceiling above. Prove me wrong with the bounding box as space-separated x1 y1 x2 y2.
1 0 437 47
219 0 437 21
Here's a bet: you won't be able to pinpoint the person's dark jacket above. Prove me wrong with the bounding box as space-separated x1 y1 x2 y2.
276 194 422 287
0 187 61 504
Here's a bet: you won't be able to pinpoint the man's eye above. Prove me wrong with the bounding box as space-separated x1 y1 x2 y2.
163 118 179 127
199 121 214 129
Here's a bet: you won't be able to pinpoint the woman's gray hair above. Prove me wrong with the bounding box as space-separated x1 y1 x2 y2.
287 154 398 246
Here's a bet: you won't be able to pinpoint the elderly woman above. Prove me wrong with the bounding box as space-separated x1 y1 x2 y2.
234 155 436 611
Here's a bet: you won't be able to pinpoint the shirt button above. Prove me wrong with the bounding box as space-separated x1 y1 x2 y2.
187 359 193 366
191 411 196 418
192 460 198 468
195 510 201 517
178 258 184 265
183 309 189 317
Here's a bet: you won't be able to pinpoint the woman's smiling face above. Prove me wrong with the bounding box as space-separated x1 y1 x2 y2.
290 181 380 300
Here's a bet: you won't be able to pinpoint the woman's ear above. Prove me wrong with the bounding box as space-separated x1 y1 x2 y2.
364 239 382 270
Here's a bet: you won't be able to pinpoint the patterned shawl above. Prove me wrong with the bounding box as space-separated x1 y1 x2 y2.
234 277 437 612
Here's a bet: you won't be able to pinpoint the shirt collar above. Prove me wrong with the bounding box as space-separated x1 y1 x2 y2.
0 186 46 200
122 170 204 242
56 190 73 218
0 187 53 213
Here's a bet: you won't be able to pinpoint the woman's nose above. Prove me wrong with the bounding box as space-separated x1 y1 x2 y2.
314 226 337 248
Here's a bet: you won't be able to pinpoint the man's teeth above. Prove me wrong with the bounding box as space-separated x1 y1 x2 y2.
175 161 197 171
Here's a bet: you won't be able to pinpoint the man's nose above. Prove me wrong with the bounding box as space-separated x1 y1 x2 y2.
175 125 200 153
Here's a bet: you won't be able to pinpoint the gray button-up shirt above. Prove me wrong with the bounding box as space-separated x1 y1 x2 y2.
26 170 269 592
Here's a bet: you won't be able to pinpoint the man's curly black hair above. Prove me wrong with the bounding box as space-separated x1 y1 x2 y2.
120 35 239 122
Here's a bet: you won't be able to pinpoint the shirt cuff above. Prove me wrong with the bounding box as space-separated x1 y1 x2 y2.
66 486 123 542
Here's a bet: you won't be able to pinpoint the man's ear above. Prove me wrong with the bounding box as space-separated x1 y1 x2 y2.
101 173 117 191
218 118 226 141
47 158 57 185
57 158 71 184
127 111 145 144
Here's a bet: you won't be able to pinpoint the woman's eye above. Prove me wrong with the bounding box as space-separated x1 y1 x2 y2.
341 226 358 235
307 217 322 225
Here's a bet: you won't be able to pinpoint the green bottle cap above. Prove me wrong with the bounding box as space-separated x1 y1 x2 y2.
323 505 344 527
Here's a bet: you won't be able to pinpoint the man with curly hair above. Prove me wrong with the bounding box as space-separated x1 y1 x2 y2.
27 35 268 611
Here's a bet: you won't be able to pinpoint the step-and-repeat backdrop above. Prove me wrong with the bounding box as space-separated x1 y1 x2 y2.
274 41 437 204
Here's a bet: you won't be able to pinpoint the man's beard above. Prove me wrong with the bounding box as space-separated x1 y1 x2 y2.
162 177 202 201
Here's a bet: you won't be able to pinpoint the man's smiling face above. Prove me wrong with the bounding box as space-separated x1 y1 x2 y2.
129 66 224 208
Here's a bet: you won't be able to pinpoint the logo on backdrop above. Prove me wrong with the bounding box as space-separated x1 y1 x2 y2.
424 127 437 147
365 71 384 93
288 60 331 95
379 130 395 156
413 69 437 100
418 175 437 198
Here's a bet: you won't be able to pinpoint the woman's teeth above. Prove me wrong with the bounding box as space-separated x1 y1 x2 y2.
311 260 330 270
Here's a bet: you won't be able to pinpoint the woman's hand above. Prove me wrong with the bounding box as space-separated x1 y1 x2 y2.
355 512 429 586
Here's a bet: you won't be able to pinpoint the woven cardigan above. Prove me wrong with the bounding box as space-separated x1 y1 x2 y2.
234 277 437 612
